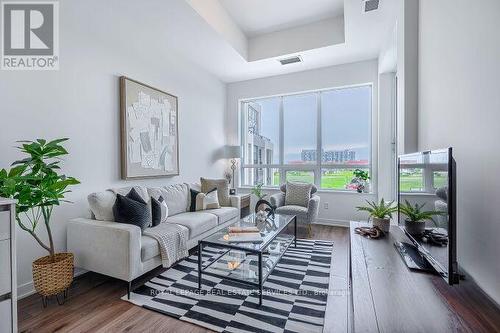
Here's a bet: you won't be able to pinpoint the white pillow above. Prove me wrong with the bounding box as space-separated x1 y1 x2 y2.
196 189 220 210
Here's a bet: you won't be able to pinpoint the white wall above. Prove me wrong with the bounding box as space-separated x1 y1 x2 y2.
418 0 500 304
248 17 345 62
0 0 227 297
186 0 248 59
226 60 391 225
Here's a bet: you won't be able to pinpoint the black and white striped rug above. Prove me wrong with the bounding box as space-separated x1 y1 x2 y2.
124 239 333 333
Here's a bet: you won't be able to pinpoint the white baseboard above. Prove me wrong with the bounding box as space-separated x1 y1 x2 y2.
314 218 350 228
17 268 88 300
17 281 36 299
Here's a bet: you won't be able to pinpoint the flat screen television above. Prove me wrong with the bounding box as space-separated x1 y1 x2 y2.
397 147 459 284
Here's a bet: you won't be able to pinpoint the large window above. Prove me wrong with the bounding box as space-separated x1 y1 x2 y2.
240 85 372 191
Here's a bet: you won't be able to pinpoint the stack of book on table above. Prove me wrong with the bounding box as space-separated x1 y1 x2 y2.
224 226 263 243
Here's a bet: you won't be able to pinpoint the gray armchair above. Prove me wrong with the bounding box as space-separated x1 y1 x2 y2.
269 183 320 236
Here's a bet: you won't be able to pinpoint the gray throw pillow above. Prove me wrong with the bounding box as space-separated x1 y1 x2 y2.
284 181 313 208
200 178 230 207
280 183 317 194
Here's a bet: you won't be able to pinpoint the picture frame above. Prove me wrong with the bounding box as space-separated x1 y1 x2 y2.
119 76 179 179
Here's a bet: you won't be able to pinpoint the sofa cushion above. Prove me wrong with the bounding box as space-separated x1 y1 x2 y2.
284 182 313 207
88 190 116 221
141 235 160 261
154 183 190 216
165 212 217 238
276 205 308 218
201 178 230 207
206 207 239 224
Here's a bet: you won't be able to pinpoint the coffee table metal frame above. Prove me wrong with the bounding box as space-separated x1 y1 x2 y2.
197 215 297 306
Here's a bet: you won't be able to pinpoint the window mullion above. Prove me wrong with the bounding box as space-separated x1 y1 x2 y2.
279 96 285 185
316 92 322 188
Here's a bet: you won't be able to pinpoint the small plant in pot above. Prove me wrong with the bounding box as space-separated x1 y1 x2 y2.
349 169 370 193
251 183 268 210
398 200 446 236
0 139 80 307
356 198 397 233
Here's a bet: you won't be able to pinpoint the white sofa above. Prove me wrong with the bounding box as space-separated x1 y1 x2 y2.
67 183 240 294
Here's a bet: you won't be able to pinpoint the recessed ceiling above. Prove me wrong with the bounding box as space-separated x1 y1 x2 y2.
219 0 344 37
113 0 398 83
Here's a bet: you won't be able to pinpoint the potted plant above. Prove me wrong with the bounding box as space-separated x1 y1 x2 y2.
356 198 397 233
399 200 446 236
251 183 268 214
0 138 80 306
350 169 370 193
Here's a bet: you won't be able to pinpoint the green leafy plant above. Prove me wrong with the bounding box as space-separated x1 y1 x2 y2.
353 169 370 181
356 198 397 219
251 183 267 200
0 138 80 260
399 200 445 224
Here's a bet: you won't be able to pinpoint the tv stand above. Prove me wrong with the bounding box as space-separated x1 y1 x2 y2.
394 241 436 272
349 221 500 332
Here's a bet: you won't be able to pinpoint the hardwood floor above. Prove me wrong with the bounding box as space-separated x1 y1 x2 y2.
18 225 348 333
18 224 500 332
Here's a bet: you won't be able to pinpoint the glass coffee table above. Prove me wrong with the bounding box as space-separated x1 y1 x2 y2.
197 213 297 305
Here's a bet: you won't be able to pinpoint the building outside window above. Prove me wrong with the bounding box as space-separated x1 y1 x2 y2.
240 85 372 191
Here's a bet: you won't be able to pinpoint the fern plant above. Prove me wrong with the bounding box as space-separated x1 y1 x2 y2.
399 200 445 224
356 198 398 219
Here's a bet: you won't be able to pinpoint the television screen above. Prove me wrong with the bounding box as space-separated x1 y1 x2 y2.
398 148 458 284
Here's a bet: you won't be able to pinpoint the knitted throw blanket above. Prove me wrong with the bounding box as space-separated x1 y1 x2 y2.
143 223 189 268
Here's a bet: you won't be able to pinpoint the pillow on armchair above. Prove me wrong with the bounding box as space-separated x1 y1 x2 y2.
284 181 313 208
280 183 318 195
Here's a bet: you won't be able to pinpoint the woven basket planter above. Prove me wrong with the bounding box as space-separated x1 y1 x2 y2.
32 252 74 297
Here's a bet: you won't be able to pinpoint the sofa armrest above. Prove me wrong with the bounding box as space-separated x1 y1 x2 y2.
307 195 320 222
229 195 241 209
270 192 285 208
67 218 141 282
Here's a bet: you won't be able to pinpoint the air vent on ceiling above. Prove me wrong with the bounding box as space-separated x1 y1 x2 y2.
279 56 302 65
364 0 379 12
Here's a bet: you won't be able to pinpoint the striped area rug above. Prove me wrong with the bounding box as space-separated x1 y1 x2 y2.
124 239 333 333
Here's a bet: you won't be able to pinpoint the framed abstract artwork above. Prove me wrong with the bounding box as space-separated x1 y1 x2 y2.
120 76 179 179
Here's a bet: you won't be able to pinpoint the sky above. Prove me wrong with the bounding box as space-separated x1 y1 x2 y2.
251 85 372 163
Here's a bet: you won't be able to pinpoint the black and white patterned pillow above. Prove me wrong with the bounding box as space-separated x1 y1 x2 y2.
195 188 220 210
151 196 168 227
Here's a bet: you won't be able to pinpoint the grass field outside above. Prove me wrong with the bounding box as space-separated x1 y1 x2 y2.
271 169 369 190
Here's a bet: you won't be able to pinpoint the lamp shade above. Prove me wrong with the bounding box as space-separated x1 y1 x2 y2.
225 145 241 159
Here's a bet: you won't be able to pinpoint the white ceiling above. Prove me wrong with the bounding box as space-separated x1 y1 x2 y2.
219 0 344 37
182 0 399 82
111 0 399 83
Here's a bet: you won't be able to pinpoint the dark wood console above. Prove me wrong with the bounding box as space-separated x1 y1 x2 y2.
350 221 500 332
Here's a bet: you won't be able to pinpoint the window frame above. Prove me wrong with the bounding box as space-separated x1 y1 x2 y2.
238 83 374 193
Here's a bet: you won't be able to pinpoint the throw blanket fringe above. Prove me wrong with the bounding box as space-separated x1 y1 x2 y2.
143 223 189 268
